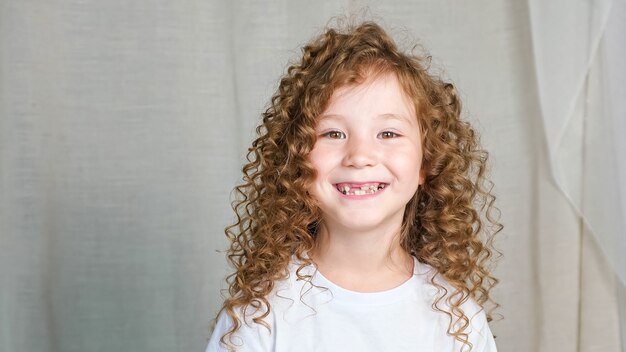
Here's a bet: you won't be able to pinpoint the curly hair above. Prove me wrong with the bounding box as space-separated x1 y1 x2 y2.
215 20 502 351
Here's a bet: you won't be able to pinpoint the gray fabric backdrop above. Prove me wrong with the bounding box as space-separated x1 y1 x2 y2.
1 1 623 351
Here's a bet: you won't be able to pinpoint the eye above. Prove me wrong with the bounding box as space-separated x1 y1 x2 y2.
321 130 346 139
379 131 401 139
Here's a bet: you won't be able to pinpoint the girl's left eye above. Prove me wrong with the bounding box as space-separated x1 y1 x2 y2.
379 131 400 139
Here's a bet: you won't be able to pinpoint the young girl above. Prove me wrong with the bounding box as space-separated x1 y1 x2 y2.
207 20 501 352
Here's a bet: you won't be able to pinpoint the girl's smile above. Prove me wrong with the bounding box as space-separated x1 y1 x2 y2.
307 72 425 233
334 182 388 198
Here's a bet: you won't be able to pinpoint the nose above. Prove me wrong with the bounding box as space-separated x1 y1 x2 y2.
342 135 377 168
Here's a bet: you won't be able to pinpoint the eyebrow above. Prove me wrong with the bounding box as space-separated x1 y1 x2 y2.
318 113 413 123
377 113 413 123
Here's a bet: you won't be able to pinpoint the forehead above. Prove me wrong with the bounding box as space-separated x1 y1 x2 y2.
318 73 417 124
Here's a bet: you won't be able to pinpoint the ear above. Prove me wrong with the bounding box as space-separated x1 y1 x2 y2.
418 169 426 185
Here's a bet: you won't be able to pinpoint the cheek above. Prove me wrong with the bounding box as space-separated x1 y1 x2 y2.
306 150 323 178
306 149 327 195
387 150 423 184
307 145 334 176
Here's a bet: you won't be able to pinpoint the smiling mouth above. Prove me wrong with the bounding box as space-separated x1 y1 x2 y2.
335 182 388 196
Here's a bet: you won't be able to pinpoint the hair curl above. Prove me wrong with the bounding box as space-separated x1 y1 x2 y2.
214 20 502 352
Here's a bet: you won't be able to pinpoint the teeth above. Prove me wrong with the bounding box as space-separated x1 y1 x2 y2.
337 183 386 196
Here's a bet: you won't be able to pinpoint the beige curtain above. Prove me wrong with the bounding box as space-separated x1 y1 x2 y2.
528 0 625 349
0 1 623 351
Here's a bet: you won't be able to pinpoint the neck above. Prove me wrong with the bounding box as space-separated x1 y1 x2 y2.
309 220 414 290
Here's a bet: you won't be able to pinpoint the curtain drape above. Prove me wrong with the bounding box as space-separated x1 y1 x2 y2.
0 1 623 351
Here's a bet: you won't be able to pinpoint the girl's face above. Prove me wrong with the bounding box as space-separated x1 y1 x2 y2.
307 72 425 234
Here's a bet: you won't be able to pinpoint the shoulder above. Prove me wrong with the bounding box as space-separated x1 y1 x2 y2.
414 260 498 351
413 260 484 314
206 305 275 352
205 260 311 352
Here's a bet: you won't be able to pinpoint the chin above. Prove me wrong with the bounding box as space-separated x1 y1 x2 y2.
335 215 392 232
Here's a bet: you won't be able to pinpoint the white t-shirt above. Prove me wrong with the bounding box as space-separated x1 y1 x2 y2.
206 256 497 352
